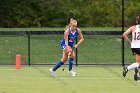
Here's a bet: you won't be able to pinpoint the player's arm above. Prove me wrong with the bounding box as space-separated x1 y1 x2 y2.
122 26 133 44
64 29 71 53
74 28 84 48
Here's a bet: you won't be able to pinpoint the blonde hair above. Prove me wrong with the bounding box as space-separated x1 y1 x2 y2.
64 18 77 30
64 24 70 31
72 20 77 25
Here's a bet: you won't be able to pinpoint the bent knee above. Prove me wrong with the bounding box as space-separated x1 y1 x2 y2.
61 58 67 63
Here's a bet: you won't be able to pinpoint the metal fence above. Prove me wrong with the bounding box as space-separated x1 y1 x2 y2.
0 31 130 66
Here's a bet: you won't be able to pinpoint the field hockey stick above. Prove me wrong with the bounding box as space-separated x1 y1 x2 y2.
62 48 74 71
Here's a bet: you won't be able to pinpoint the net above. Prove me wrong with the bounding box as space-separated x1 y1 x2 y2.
78 35 122 65
0 32 133 65
29 34 123 65
0 35 28 65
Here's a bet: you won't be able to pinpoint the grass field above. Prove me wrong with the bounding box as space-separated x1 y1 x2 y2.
0 27 137 93
0 66 139 93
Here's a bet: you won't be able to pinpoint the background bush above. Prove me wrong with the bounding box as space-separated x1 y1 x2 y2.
0 0 140 27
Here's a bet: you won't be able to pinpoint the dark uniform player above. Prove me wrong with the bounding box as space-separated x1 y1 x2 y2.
122 15 140 80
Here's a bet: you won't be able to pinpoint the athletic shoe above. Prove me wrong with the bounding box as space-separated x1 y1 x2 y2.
123 67 128 77
138 67 140 76
49 68 56 76
134 68 138 81
134 74 138 81
135 68 138 75
68 70 76 77
134 68 140 81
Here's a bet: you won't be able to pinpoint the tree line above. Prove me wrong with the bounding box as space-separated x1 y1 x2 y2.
0 0 140 27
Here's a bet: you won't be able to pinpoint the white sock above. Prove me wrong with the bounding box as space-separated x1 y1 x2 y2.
127 63 139 70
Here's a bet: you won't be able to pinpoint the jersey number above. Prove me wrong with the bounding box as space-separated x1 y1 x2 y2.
134 32 140 40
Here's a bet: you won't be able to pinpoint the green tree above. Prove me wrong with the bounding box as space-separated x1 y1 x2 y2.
0 0 140 27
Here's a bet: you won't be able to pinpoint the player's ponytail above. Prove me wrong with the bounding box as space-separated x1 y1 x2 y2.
136 14 140 25
64 25 70 31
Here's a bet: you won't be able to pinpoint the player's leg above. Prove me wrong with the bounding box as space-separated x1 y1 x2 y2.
123 54 140 77
123 49 140 77
134 54 140 80
68 51 75 71
49 50 68 76
68 52 76 76
127 54 140 70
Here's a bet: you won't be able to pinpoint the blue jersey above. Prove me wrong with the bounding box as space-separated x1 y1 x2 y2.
60 28 78 50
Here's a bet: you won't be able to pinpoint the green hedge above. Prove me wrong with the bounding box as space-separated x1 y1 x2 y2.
0 0 140 27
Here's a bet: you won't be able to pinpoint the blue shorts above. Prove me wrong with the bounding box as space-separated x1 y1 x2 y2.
60 38 73 50
60 43 73 50
60 43 66 50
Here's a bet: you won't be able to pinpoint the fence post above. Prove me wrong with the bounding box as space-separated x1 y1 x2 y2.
76 37 78 66
27 31 31 66
122 0 125 66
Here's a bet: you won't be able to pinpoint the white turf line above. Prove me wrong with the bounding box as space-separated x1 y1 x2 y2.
59 77 121 80
0 67 134 81
0 74 121 80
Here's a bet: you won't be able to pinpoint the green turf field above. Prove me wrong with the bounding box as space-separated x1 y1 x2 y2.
0 66 139 93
